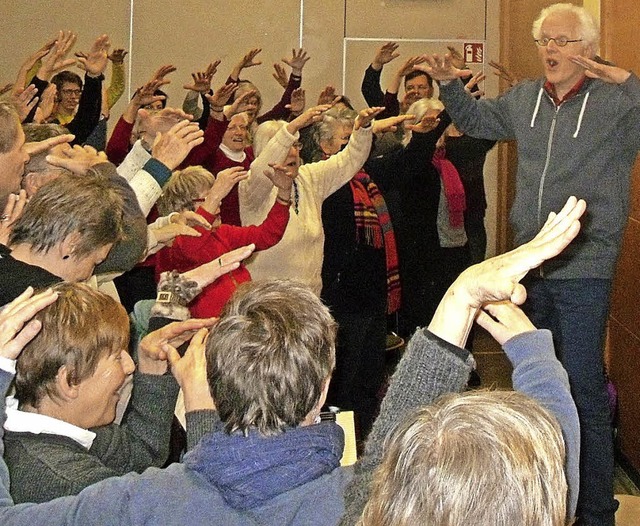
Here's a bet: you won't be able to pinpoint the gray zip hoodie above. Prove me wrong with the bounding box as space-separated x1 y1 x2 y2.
439 73 640 279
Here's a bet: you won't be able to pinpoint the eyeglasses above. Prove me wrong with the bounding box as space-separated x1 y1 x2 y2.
61 88 82 96
535 37 583 47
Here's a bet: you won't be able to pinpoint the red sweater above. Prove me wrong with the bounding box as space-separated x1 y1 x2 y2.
155 202 289 318
106 116 135 166
181 117 254 226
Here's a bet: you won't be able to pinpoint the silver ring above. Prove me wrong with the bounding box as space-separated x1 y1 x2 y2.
0 215 9 222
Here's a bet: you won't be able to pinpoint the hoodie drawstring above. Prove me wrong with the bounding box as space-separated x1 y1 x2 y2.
573 92 590 138
530 87 544 128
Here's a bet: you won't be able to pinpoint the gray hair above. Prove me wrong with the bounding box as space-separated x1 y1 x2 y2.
206 279 337 436
360 390 567 526
532 3 600 50
252 119 287 157
9 171 124 258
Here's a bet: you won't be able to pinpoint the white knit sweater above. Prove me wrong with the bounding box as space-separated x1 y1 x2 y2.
240 124 372 295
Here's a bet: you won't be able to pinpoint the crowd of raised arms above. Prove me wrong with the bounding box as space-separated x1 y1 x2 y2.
0 2 637 524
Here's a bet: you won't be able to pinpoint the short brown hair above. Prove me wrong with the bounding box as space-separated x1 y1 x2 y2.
15 282 130 408
9 170 124 258
156 165 215 216
206 279 337 435
360 390 567 526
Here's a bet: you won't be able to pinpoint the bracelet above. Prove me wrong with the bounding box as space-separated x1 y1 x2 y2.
276 195 292 206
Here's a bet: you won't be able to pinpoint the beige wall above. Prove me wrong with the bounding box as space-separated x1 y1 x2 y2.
1 0 501 254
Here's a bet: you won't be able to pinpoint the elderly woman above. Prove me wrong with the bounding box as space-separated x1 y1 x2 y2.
301 106 400 439
239 104 381 296
3 281 212 503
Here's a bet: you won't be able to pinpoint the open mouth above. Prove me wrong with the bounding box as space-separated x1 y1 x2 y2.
546 58 559 69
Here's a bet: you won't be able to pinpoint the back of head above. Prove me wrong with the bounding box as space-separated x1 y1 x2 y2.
9 170 124 258
0 102 20 154
206 279 337 436
252 119 287 157
532 3 600 50
15 282 129 409
157 166 215 216
360 390 567 526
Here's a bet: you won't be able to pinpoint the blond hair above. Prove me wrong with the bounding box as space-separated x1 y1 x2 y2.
156 165 215 216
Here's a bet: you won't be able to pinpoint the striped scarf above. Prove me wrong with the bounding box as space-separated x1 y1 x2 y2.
351 170 401 314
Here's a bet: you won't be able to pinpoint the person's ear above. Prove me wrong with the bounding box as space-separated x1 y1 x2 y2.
59 231 82 260
55 365 80 401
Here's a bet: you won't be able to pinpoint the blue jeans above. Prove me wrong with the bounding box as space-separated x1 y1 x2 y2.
523 277 617 525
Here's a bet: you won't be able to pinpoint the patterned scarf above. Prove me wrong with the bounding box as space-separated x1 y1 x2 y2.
351 170 401 313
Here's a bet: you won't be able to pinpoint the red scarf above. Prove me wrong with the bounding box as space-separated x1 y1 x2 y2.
432 147 466 228
351 170 401 314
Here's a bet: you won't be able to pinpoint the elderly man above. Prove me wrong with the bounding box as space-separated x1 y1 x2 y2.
420 3 640 524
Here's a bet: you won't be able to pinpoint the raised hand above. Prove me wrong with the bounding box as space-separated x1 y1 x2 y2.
282 48 310 76
476 301 537 346
181 244 256 290
372 42 400 71
272 63 288 89
10 84 39 122
317 85 337 105
183 60 220 93
227 88 258 117
405 113 440 134
45 143 107 175
173 210 212 230
205 82 238 111
25 133 74 157
166 327 216 411
285 87 305 115
152 222 203 246
464 71 486 98
34 83 57 123
138 318 216 375
76 34 110 77
372 113 415 134
488 60 520 88
446 45 466 70
231 48 262 80
287 103 332 133
264 162 294 193
0 287 58 360
151 119 204 170
354 106 385 130
414 53 472 82
107 48 128 64
396 55 427 78
205 166 249 210
0 190 28 246
36 30 77 81
428 196 586 347
569 55 631 84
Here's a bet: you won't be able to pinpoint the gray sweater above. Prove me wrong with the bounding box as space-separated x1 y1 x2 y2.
4 373 179 503
439 74 640 279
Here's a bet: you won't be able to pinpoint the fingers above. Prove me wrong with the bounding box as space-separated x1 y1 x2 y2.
0 287 59 360
1 190 27 224
24 133 75 156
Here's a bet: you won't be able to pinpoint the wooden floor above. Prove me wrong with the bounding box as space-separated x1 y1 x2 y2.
472 328 640 498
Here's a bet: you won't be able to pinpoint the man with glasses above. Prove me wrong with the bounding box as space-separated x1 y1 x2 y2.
417 3 640 525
